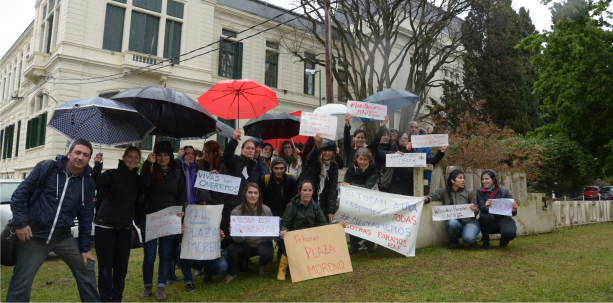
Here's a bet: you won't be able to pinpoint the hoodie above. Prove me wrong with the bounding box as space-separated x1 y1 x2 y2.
258 158 297 217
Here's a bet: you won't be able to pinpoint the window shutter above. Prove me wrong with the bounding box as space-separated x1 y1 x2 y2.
218 37 224 77
0 129 3 160
129 11 146 53
37 113 47 147
25 120 30 149
15 121 21 157
29 117 39 149
17 61 22 88
6 124 14 159
234 42 243 79
145 14 159 56
46 14 54 54
102 4 125 52
163 21 181 64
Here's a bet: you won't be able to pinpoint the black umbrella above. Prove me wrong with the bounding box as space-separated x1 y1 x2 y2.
243 112 301 140
111 86 217 140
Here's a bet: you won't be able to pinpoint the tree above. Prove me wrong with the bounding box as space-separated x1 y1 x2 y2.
520 0 613 176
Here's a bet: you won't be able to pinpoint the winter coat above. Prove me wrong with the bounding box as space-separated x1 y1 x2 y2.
139 160 187 217
195 159 228 205
10 155 96 252
280 195 328 232
92 160 141 229
255 156 269 178
476 169 516 216
343 124 358 168
259 173 297 217
389 147 444 196
298 145 339 214
230 204 273 247
426 187 479 224
220 138 259 211
344 165 380 190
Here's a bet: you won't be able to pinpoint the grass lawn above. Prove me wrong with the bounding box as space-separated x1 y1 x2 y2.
2 222 613 302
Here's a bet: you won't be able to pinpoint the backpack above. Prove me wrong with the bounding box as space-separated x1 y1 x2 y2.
264 173 291 188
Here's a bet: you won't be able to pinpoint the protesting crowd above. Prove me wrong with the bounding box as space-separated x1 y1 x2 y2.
5 112 519 302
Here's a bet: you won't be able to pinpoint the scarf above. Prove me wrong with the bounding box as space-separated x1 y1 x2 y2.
482 184 499 199
181 159 197 205
282 154 297 169
319 160 331 194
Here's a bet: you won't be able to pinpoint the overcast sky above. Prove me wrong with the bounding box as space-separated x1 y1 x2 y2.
0 0 554 60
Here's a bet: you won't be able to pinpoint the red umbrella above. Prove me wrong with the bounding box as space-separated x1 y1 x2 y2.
264 135 308 150
289 110 301 117
198 79 278 127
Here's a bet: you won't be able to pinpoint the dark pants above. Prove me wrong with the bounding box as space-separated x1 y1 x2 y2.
220 208 234 249
349 235 372 248
95 227 132 302
479 213 517 245
177 244 228 284
226 241 274 276
140 218 173 289
6 237 100 302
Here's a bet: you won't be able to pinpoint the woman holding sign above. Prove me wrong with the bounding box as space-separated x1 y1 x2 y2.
476 170 518 250
223 183 274 284
277 141 303 176
423 170 480 250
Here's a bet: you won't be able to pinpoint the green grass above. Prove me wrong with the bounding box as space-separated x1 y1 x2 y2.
2 223 613 302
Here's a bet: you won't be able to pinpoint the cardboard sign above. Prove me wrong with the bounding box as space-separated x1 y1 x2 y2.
144 206 183 242
432 205 475 221
335 185 424 257
386 153 427 167
180 205 224 260
299 112 338 140
489 199 514 216
347 101 387 120
285 223 353 283
411 134 449 148
230 216 280 237
194 171 241 195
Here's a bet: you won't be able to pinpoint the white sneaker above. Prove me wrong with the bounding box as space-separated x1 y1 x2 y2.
193 269 202 276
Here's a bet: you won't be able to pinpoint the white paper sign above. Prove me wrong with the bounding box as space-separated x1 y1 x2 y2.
230 216 280 237
489 199 514 216
299 112 338 140
347 101 387 120
144 206 183 242
180 204 224 260
335 185 424 257
194 171 242 195
432 205 475 221
411 134 449 148
386 153 427 167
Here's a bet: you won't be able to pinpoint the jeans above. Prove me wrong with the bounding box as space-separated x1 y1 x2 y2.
446 219 480 244
349 235 372 248
177 245 228 284
140 218 173 289
478 213 517 245
6 237 100 302
226 241 273 276
95 227 132 302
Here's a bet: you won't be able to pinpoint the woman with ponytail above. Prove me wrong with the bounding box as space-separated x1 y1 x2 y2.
423 170 480 250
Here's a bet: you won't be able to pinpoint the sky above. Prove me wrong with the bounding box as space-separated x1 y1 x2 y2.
0 0 555 60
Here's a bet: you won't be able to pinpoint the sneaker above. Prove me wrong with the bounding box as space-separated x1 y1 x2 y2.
155 288 166 302
500 243 508 248
140 286 152 299
185 283 195 293
483 242 491 250
358 242 368 251
203 276 213 283
259 265 268 276
349 245 359 255
222 274 236 284
469 243 478 250
448 242 458 250
193 269 202 276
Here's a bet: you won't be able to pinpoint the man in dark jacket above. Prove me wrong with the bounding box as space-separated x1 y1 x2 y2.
7 139 99 302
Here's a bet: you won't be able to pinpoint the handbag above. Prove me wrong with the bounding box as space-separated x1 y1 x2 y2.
1 161 57 266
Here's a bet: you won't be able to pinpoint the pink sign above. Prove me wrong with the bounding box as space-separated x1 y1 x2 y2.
410 134 449 148
299 112 338 140
347 101 387 120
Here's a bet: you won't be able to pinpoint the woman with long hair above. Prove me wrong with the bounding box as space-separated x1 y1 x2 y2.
476 170 518 249
278 140 302 176
423 169 480 250
198 141 227 174
261 143 274 172
223 183 274 283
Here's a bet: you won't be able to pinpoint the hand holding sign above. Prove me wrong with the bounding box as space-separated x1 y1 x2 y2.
299 113 338 140
230 216 280 237
144 206 183 242
195 171 242 195
489 199 515 216
411 134 449 148
386 153 426 167
347 101 387 120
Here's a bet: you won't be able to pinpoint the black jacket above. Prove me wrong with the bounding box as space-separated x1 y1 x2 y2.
389 147 444 196
299 145 339 214
343 124 358 168
139 160 187 218
220 138 259 211
476 170 516 216
259 173 297 217
344 165 380 189
93 160 142 229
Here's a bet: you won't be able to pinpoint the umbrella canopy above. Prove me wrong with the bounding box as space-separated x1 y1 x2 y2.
243 112 301 140
111 86 217 140
48 97 155 150
202 120 235 140
313 103 363 139
363 88 417 114
264 136 308 150
198 79 278 126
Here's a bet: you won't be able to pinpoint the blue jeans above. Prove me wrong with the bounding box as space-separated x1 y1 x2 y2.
446 219 480 244
6 237 100 302
140 218 173 289
177 245 228 284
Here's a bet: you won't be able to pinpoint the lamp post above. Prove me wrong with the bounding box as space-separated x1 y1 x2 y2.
305 69 321 107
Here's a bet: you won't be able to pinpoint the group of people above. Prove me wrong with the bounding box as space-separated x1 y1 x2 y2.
6 115 518 302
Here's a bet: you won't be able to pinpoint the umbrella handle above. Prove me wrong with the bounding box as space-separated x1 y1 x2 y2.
150 104 164 175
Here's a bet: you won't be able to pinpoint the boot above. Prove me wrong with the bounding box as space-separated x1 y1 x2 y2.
140 286 153 299
259 265 268 276
448 242 458 250
349 244 359 255
366 242 376 253
155 288 166 302
277 255 289 281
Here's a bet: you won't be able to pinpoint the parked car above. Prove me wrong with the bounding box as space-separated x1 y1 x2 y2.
583 186 600 199
601 186 613 200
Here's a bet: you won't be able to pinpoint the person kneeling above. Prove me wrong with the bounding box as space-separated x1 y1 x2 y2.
476 170 518 250
424 170 480 250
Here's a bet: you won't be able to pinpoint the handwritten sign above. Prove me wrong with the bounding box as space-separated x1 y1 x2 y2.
432 205 475 221
230 216 280 237
386 153 426 167
335 185 424 257
194 171 241 195
180 205 223 260
411 134 449 148
299 112 338 140
489 199 514 216
145 206 183 242
285 224 353 283
347 101 387 120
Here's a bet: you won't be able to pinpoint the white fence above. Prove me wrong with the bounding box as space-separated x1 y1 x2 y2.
551 199 612 226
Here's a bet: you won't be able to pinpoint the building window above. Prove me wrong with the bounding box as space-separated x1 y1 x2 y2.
163 20 182 64
37 95 44 111
17 61 22 89
112 0 127 3
167 0 184 19
45 14 54 53
15 121 21 157
222 29 237 38
129 11 160 55
2 78 5 100
265 51 278 88
102 4 125 52
133 0 162 13
2 124 14 159
218 39 243 79
157 136 180 152
338 70 348 102
26 112 47 149
0 130 3 160
266 41 278 49
218 118 235 152
304 53 315 95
